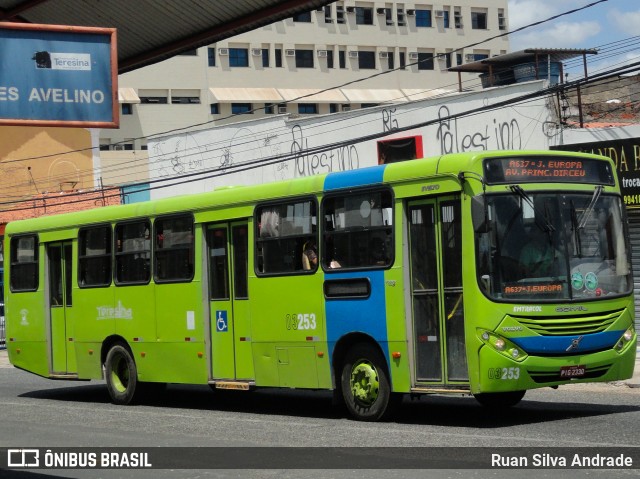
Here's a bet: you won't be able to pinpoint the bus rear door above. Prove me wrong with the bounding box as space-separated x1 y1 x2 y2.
206 222 253 383
407 197 468 388
47 241 76 375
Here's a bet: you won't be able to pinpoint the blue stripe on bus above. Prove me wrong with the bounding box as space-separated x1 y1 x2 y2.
510 330 625 355
324 165 386 191
325 269 388 363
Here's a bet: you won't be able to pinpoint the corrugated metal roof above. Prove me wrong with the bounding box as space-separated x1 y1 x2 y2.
448 48 598 73
0 0 334 73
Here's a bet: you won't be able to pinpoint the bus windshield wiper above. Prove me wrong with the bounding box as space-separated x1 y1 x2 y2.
577 185 603 229
570 199 582 257
509 185 555 232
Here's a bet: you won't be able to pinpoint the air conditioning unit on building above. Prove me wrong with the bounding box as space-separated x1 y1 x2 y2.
317 50 328 57
342 105 351 111
408 52 419 60
285 49 296 57
252 49 262 56
346 6 355 13
379 51 389 58
348 51 359 58
278 106 288 114
376 8 387 14
218 48 229 56
465 54 476 62
406 9 415 16
435 10 445 18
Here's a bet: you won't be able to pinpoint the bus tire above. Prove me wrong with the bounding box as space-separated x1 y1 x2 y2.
341 343 394 421
474 390 526 408
105 343 139 405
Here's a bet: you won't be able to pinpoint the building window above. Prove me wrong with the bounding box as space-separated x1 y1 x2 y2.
471 11 487 29
79 225 112 287
355 7 373 25
293 11 312 22
295 49 314 68
326 49 335 68
210 103 220 114
275 48 283 67
229 48 249 67
264 103 274 114
336 6 345 23
454 11 463 28
322 189 393 270
415 9 432 27
122 103 133 115
358 51 376 69
339 50 346 69
324 5 332 23
10 235 38 292
443 10 450 28
115 220 151 285
139 96 168 104
387 52 394 69
154 215 194 283
400 51 406 70
298 103 318 114
208 47 216 66
498 9 506 30
445 52 452 69
456 53 463 65
171 96 200 104
330 103 339 113
262 48 270 67
417 52 435 70
255 199 318 275
231 103 253 114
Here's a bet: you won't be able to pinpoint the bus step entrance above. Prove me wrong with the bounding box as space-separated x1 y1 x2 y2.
210 380 254 391
410 386 471 395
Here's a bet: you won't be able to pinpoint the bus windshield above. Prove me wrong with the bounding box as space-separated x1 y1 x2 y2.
475 190 632 302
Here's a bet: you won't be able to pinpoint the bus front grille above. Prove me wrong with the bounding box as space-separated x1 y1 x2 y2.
514 310 623 336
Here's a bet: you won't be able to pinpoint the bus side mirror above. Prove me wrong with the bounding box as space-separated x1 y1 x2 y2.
472 196 489 233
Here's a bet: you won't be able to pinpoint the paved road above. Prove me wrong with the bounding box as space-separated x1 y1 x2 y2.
0 350 639 479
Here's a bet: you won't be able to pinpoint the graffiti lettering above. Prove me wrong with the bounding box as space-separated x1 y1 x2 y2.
291 125 359 177
382 108 399 132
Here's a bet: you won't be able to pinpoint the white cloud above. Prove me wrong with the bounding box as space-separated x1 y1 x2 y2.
607 8 640 37
508 0 557 29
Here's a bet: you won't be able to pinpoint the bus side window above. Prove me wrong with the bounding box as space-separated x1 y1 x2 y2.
255 199 317 275
114 220 151 285
154 214 194 283
10 235 39 292
78 225 112 287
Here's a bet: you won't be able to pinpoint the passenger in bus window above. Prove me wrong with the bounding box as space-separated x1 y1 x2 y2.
302 240 318 270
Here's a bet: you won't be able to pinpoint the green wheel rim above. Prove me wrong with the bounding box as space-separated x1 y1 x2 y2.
350 359 380 406
111 353 129 393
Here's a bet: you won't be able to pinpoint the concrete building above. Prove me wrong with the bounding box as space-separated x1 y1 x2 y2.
101 0 509 152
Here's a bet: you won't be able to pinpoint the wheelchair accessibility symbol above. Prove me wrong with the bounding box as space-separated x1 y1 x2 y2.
216 310 228 332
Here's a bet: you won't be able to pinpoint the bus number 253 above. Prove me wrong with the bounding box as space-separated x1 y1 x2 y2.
489 367 520 380
286 313 317 330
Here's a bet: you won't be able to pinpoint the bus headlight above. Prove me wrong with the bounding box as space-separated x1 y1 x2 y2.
477 329 528 362
616 326 636 352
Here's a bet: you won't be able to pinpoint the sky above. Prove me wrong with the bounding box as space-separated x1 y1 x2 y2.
507 0 640 76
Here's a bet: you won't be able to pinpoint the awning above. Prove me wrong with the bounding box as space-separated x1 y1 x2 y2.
340 89 406 103
209 88 283 102
277 88 348 103
402 88 455 101
118 87 140 104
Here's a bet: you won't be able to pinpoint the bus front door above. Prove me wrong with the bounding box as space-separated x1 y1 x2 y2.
47 241 76 374
206 222 253 382
408 197 468 387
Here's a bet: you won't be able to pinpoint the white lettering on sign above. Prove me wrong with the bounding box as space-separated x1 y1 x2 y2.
50 53 92 71
28 88 105 104
0 86 19 101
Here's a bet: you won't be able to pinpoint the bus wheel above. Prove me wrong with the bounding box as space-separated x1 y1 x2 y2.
341 343 393 421
474 390 526 408
105 343 139 405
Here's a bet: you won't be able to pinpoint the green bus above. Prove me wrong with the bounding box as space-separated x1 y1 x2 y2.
5 150 637 420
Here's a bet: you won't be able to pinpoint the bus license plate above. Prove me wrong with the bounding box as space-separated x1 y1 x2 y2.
560 365 586 378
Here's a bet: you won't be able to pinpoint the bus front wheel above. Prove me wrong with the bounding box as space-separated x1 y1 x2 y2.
474 390 526 408
340 343 395 421
105 343 139 405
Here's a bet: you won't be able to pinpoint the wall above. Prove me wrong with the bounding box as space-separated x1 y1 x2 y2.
147 80 551 199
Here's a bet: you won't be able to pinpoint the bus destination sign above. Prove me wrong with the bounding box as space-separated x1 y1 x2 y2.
484 157 615 185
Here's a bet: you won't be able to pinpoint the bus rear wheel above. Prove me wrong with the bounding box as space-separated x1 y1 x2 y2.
474 390 526 408
340 343 394 421
105 343 139 405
